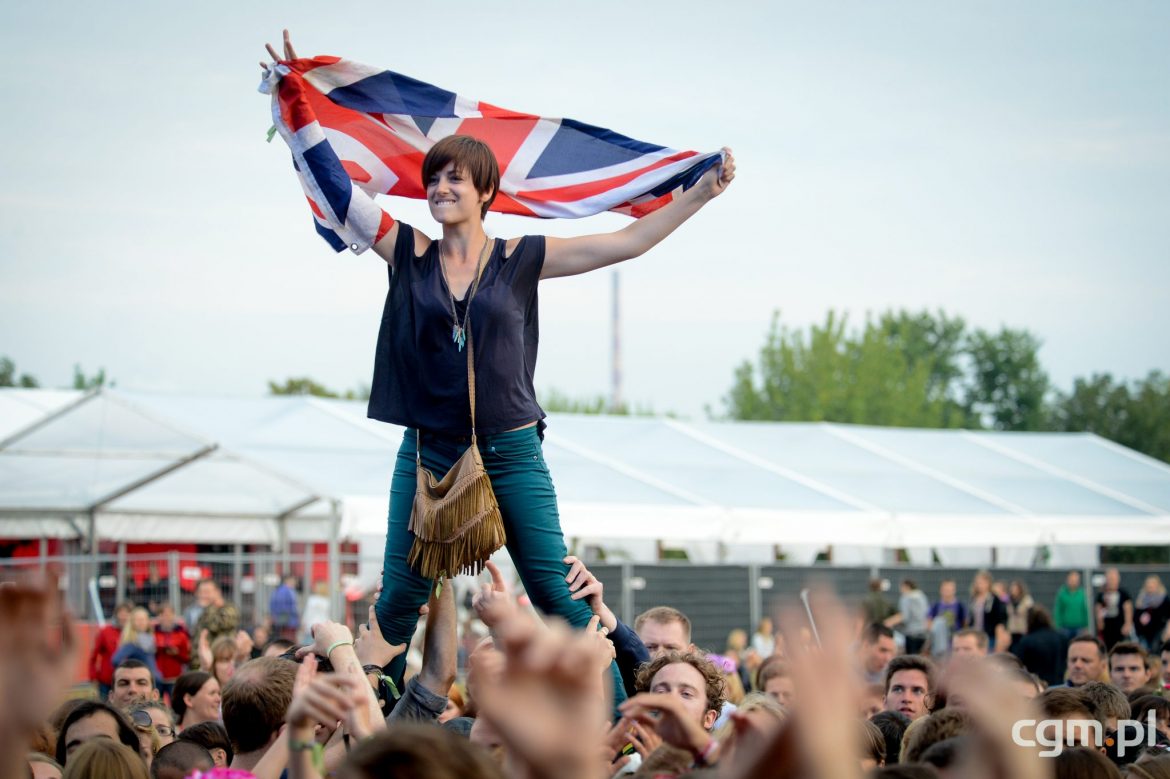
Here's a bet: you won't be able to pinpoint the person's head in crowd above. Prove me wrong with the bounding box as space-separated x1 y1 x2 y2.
938 579 957 603
860 718 887 770
61 740 149 779
901 578 919 595
883 655 936 721
859 683 886 718
1008 579 1029 604
869 710 912 766
209 636 238 687
711 692 785 766
1162 641 1170 689
1027 605 1056 634
1126 754 1170 779
919 736 967 776
113 602 133 628
55 701 141 765
634 650 727 732
195 579 221 608
150 741 214 779
901 709 971 764
27 753 63 779
634 606 694 658
250 623 270 650
110 659 158 707
127 707 161 768
985 652 1025 673
950 628 988 659
1067 636 1109 687
726 627 748 653
1105 568 1122 592
1131 696 1170 741
172 671 221 730
439 684 466 724
1111 643 1154 695
220 656 297 763
970 571 992 597
1066 570 1082 590
176 721 232 767
859 623 897 677
128 702 175 749
756 656 795 709
341 723 507 779
1035 688 1097 748
1053 746 1124 779
261 638 294 658
121 607 153 643
1079 680 1131 732
156 603 177 630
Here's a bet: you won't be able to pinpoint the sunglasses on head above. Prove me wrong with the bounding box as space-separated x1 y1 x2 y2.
129 708 174 737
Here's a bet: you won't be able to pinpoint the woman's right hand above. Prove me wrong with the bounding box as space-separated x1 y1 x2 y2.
260 29 299 70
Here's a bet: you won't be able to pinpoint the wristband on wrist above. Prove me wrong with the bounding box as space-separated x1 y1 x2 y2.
362 663 401 700
289 738 325 774
692 738 719 767
326 639 354 656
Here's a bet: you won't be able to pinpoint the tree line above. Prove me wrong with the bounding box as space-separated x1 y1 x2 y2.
722 309 1169 464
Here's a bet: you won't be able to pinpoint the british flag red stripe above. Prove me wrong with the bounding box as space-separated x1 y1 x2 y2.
260 56 723 253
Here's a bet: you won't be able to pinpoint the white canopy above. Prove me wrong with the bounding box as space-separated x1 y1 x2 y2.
2 388 1168 564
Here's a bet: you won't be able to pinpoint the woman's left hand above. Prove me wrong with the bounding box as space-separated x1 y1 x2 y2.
698 147 735 201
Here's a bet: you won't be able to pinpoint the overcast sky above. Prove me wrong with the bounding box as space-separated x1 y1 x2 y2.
2 1 1167 418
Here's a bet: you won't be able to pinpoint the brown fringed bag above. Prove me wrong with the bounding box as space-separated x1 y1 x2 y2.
407 248 506 580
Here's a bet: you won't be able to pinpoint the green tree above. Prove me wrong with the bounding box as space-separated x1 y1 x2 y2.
72 364 109 390
539 388 661 416
1052 370 1170 464
267 377 369 400
962 327 1050 431
0 357 39 388
722 309 965 427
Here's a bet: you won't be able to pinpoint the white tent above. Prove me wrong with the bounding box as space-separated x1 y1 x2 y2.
3 387 1169 569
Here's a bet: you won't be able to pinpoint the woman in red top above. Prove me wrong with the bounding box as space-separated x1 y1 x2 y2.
88 602 131 699
153 603 191 700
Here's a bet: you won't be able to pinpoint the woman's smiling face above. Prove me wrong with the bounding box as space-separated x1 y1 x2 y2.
427 161 490 224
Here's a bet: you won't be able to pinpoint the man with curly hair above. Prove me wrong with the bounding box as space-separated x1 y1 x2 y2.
619 650 729 769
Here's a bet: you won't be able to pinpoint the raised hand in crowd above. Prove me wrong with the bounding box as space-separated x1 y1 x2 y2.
471 560 516 632
0 573 76 779
353 604 407 670
619 690 715 763
565 554 617 632
473 583 612 779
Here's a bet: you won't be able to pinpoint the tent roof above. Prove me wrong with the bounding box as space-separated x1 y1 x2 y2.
2 388 1168 547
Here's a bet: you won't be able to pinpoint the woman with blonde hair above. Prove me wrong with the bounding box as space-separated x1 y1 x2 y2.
112 606 162 684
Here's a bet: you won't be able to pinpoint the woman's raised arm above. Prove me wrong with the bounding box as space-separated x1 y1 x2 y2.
540 148 735 279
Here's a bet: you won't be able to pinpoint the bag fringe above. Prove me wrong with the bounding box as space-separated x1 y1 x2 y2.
409 453 506 579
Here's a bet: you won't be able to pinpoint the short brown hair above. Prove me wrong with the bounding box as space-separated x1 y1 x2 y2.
901 709 971 764
634 650 726 716
755 656 790 691
952 628 988 650
1035 687 1093 720
1109 641 1150 669
884 655 936 696
341 724 506 779
421 136 500 219
221 657 296 754
1078 681 1130 724
634 606 692 643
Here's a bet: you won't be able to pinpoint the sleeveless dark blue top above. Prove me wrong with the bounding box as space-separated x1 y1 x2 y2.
367 223 547 436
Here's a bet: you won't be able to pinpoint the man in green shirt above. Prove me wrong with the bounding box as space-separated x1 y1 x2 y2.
1053 570 1090 640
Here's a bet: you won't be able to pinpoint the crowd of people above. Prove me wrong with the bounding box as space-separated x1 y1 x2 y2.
3 562 1169 779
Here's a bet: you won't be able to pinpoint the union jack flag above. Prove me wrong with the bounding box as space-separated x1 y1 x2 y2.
259 56 723 254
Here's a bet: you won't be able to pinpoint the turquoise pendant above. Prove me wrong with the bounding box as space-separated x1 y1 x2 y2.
452 325 466 351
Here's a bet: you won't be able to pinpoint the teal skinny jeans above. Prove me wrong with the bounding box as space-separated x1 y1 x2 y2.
373 426 623 704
